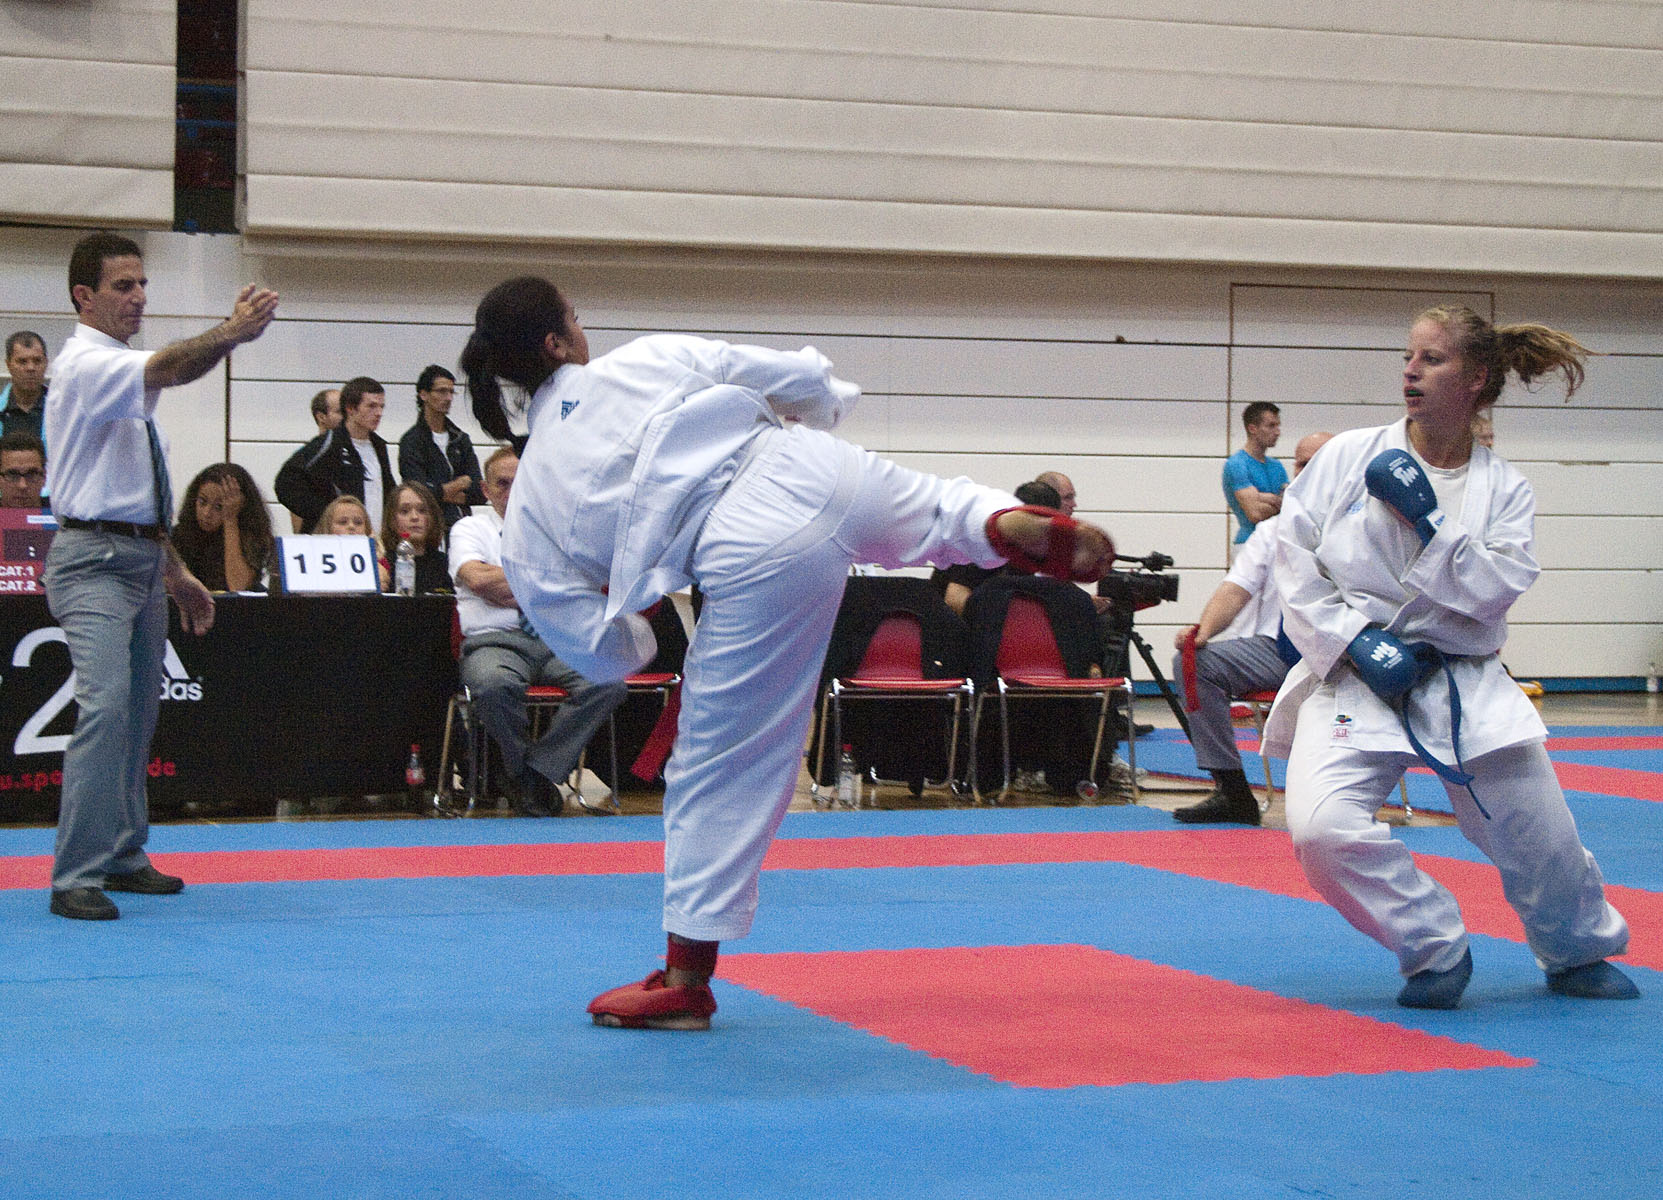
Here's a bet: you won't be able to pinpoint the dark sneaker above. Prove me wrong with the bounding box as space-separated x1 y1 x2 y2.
50 887 119 920
1398 947 1473 1009
1547 959 1640 1000
103 865 185 894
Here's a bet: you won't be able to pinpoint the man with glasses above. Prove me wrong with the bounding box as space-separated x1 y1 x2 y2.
449 446 625 816
0 432 47 508
398 364 484 528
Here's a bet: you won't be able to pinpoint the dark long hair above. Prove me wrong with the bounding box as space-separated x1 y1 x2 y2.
171 463 275 585
460 276 573 444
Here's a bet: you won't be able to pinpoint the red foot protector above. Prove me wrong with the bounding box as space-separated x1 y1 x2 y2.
719 944 1532 1088
588 969 717 1031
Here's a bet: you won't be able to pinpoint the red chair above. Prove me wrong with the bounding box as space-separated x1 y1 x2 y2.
972 594 1133 804
811 611 974 807
524 672 682 814
1236 688 1408 818
438 671 680 815
1236 689 1280 817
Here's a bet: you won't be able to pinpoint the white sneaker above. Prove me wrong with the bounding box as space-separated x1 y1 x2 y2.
1106 758 1147 787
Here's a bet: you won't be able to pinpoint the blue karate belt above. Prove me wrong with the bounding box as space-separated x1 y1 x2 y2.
1396 645 1489 819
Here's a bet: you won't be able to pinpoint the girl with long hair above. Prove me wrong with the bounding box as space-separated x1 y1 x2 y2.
1265 305 1635 1008
462 276 1114 1030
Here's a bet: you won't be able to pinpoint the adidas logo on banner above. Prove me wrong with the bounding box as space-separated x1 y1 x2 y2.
160 643 203 702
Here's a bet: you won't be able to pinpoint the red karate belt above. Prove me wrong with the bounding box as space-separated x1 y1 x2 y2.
1179 627 1201 713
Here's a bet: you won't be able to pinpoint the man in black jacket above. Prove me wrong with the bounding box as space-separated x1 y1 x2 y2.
397 364 485 528
274 375 396 532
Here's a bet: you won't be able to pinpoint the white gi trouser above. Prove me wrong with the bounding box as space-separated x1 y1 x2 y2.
659 425 1008 940
1284 678 1628 977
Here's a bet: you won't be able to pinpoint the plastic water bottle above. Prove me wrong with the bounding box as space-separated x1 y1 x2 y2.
837 743 860 809
405 743 426 807
394 536 416 595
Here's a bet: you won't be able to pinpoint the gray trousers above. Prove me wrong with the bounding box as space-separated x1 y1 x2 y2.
1172 634 1290 774
460 628 627 785
44 529 169 891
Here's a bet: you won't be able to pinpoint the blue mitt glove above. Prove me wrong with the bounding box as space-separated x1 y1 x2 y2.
1346 627 1435 703
1364 449 1444 545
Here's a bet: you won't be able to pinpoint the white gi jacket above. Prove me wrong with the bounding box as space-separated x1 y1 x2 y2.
501 334 860 681
1264 418 1545 762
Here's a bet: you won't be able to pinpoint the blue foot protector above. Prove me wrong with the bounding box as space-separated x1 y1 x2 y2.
1397 946 1473 1010
1546 959 1641 1000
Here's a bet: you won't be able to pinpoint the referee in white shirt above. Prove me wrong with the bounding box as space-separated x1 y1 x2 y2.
44 232 277 920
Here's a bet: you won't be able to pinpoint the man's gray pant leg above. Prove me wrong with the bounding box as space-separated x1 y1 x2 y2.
45 533 167 890
525 654 628 785
459 637 538 780
1173 635 1289 774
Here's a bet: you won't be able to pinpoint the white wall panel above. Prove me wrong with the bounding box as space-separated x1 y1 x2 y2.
1534 516 1663 567
1516 571 1663 625
886 341 1225 401
0 1 176 227
8 228 1661 681
887 397 1215 457
1501 626 1663 680
242 2 1663 276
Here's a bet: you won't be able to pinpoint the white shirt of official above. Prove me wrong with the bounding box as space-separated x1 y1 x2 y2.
45 324 167 523
1216 514 1285 642
448 507 519 636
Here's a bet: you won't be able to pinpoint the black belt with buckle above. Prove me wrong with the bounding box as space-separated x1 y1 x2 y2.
59 518 166 541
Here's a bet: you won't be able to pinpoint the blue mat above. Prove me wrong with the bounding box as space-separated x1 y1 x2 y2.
4 729 1662 1198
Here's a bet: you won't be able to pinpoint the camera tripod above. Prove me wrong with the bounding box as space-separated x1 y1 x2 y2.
1099 601 1192 741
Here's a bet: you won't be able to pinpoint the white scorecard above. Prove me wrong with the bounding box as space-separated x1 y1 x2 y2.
275 535 381 594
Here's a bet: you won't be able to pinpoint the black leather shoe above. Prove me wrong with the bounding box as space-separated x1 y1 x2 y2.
103 865 185 894
50 887 119 920
508 770 560 818
1172 790 1261 826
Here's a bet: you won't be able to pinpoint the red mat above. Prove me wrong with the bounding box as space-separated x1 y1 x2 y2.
1550 762 1663 803
3 829 1657 969
718 944 1534 1088
1545 736 1663 752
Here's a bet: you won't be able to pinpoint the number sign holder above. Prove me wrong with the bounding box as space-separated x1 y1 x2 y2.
274 535 381 594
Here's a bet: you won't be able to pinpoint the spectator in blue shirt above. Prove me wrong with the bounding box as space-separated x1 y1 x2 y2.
1222 400 1287 551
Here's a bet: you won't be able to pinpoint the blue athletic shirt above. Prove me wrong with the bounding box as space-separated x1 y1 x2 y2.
1222 449 1288 544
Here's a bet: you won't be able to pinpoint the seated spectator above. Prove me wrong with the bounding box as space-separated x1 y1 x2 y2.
1169 431 1332 824
397 365 485 528
0 431 48 508
171 464 276 593
313 494 374 538
450 446 627 816
379 481 452 593
931 479 1061 615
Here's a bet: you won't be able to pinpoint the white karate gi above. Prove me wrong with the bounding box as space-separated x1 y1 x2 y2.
502 335 1014 940
1266 419 1627 977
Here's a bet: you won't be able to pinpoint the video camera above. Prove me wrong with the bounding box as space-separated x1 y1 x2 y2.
1096 550 1180 612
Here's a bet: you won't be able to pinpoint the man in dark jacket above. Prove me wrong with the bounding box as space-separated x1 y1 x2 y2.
274 375 396 532
397 364 485 527
2 331 49 441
